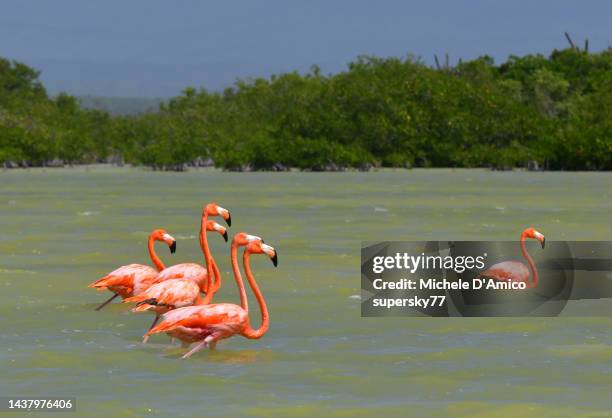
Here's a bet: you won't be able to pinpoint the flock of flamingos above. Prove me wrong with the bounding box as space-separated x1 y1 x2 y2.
88 199 546 358
89 203 278 359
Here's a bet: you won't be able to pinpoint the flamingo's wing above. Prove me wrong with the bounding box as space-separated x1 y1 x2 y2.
478 260 530 282
127 279 200 310
153 263 207 283
148 304 246 336
151 280 200 308
89 264 157 297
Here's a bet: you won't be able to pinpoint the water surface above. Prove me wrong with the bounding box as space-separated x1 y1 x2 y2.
1 167 611 417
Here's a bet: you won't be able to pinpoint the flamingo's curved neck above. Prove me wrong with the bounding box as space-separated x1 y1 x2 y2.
147 234 165 271
520 231 538 288
231 242 249 311
241 250 269 340
199 211 215 303
211 258 222 294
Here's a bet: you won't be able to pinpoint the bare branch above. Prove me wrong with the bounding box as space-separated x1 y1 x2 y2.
564 32 576 50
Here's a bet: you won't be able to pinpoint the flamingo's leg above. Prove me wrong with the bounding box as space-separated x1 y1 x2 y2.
142 315 160 344
147 315 160 330
95 293 119 311
206 334 220 350
182 340 207 358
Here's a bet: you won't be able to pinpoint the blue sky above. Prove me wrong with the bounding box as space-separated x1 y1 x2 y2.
1 0 610 97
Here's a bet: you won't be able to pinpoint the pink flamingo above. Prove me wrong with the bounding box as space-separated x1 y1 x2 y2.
145 233 277 358
477 227 546 289
150 203 230 296
123 220 228 342
88 229 176 310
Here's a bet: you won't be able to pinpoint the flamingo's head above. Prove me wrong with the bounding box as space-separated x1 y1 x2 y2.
206 220 228 242
246 241 278 267
233 232 263 247
524 228 545 249
151 229 177 253
205 203 231 227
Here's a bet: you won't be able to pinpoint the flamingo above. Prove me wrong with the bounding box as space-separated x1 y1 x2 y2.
123 220 228 342
88 229 176 310
476 227 546 289
149 203 231 295
144 233 277 358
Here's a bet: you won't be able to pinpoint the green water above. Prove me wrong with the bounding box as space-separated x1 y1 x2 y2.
1 167 611 418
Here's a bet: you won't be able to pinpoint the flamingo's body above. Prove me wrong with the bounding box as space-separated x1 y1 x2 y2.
478 261 530 283
89 229 176 310
146 234 278 358
477 227 545 289
149 303 248 345
126 279 203 314
151 263 209 291
91 264 159 299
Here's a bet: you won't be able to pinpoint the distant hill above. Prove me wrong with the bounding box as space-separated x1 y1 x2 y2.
77 96 165 116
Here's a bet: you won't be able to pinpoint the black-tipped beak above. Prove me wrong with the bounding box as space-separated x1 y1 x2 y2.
137 298 158 307
222 230 228 242
169 241 177 254
271 252 278 267
225 213 232 227
541 238 545 249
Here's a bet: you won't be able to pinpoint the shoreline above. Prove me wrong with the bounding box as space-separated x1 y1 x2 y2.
2 163 610 174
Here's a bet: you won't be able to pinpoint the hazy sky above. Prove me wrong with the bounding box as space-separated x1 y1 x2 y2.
1 0 610 97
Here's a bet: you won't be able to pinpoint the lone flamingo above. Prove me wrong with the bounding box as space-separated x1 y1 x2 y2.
88 229 176 310
145 233 277 358
149 203 231 295
123 220 228 342
476 227 546 289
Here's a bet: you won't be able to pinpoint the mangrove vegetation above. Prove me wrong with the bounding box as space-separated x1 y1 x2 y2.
1 44 611 171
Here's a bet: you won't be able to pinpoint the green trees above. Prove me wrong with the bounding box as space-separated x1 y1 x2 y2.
0 58 111 166
1 48 610 170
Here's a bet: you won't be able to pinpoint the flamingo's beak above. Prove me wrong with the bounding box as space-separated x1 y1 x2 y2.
136 298 159 307
224 212 232 227
533 230 545 249
211 221 228 242
262 243 278 267
163 233 177 253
